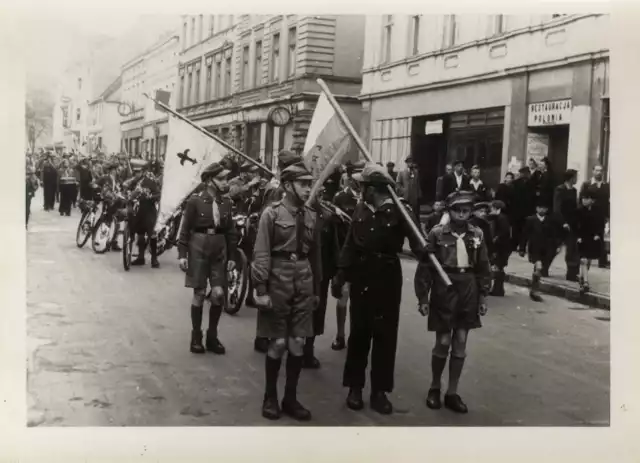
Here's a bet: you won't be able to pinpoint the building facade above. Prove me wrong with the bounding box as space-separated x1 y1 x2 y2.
120 33 180 160
177 14 365 169
87 76 122 155
360 14 609 202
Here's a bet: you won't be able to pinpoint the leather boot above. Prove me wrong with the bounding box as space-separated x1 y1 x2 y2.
370 391 393 415
282 355 311 421
190 330 205 354
530 273 543 302
206 304 225 354
132 239 146 265
150 238 159 268
444 394 468 414
302 336 320 369
346 388 364 411
262 356 282 420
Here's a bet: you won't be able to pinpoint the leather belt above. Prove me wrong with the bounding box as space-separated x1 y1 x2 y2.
194 227 222 235
271 251 308 261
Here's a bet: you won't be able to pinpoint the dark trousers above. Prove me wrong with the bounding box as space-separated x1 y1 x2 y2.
343 257 402 393
43 182 56 210
564 230 579 277
313 277 331 336
26 195 32 227
59 184 75 215
71 184 78 207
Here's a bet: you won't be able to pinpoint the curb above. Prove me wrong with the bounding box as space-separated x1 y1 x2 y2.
400 250 610 311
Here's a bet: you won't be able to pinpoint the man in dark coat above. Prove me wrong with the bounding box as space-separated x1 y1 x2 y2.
397 155 422 223
415 190 491 414
469 165 490 202
579 164 609 268
437 159 470 202
487 200 511 296
422 200 445 234
510 166 536 253
41 154 58 211
494 172 515 217
553 169 580 281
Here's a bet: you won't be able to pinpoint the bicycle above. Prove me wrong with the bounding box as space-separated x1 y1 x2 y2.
91 191 126 254
75 187 103 248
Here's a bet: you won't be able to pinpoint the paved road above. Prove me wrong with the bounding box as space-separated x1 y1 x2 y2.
27 197 610 427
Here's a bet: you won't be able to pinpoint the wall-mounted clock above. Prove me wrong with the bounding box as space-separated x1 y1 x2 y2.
268 106 291 127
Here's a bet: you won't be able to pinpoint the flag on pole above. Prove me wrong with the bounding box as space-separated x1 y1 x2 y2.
155 114 228 231
303 93 360 179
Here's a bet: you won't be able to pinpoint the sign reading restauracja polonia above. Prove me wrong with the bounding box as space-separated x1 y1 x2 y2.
528 99 572 127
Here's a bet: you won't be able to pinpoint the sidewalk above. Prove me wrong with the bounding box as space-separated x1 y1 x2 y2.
402 244 610 310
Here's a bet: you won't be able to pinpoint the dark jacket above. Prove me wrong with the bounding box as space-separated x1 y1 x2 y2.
519 214 561 263
422 211 444 234
471 216 493 257
469 179 490 202
553 184 579 230
579 180 610 221
487 212 511 263
494 182 515 216
575 206 606 242
437 172 471 201
535 171 556 211
512 177 536 220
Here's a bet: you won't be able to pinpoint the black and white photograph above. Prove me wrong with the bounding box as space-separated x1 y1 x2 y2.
5 2 640 460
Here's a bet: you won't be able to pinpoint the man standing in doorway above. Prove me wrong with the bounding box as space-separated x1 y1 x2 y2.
397 155 422 224
438 159 470 202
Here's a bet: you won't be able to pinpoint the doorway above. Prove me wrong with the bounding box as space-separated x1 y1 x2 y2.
527 126 569 185
411 116 448 204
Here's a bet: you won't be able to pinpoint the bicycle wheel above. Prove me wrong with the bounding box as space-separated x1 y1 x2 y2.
224 249 248 315
75 211 92 248
91 216 113 254
122 222 133 271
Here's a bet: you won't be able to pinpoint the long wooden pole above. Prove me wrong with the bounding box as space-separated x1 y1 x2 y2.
315 79 452 287
142 92 274 178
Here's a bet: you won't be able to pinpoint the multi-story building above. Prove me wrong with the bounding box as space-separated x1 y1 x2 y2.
87 76 123 155
120 32 180 160
360 14 609 201
176 14 365 169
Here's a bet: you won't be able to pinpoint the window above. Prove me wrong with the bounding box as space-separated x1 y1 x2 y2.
271 33 280 82
186 70 192 106
494 14 505 35
198 15 203 42
182 21 188 50
254 40 263 86
205 61 212 100
215 55 222 98
179 75 185 107
194 67 201 104
288 27 297 77
410 15 420 56
242 45 250 89
370 118 411 167
209 15 215 36
62 107 69 128
76 108 81 122
78 78 82 90
382 15 393 64
224 53 232 96
445 14 458 47
190 17 196 47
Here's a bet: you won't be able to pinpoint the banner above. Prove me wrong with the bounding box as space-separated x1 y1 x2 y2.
155 115 227 231
303 93 360 179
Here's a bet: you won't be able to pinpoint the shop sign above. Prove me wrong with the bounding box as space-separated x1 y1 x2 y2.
528 99 572 126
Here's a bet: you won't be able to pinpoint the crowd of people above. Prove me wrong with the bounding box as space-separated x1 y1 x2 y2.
25 145 610 422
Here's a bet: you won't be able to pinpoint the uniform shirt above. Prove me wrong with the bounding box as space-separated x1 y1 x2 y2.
414 222 492 304
337 198 423 273
261 179 284 212
252 195 322 295
177 190 237 260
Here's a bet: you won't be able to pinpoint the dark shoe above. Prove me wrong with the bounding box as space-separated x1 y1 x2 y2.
530 291 543 302
302 355 321 369
131 257 146 266
254 337 269 354
281 398 311 421
262 395 281 420
346 388 364 411
205 334 226 355
151 259 160 269
370 391 393 415
331 337 346 351
190 330 205 354
444 393 468 414
566 272 579 282
426 388 442 410
245 296 256 307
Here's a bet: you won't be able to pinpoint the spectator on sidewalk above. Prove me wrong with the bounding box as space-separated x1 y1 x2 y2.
575 187 606 295
435 163 453 202
437 159 470 202
554 169 580 282
488 200 511 297
579 164 610 268
469 165 490 202
397 155 422 223
41 153 58 212
519 200 562 302
58 159 77 217
535 157 555 212
26 166 38 229
494 172 515 217
422 200 445 234
386 162 398 182
510 166 536 253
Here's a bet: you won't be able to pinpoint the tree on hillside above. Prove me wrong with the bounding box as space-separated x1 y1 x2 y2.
25 88 54 154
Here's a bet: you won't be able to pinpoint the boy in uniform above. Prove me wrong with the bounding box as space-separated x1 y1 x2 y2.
251 162 322 421
415 191 491 414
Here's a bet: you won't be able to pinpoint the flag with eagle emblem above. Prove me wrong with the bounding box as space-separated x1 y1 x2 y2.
155 115 227 231
303 92 361 180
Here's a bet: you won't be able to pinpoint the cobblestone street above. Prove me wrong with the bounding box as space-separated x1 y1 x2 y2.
26 195 610 427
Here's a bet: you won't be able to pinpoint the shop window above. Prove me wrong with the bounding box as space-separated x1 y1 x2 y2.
371 117 411 168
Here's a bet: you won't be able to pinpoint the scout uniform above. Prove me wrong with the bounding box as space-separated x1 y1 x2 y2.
124 161 162 268
415 190 491 414
334 163 423 415
253 150 304 354
178 162 238 355
251 163 321 421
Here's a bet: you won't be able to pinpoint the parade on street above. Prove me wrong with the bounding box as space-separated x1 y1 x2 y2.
24 13 611 429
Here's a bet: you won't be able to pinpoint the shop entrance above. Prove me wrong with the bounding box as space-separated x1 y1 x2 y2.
410 116 448 204
527 126 569 185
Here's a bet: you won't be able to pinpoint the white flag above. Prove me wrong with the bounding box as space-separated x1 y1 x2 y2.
303 93 360 179
155 116 227 230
